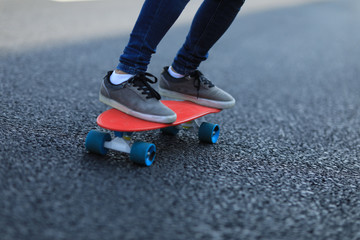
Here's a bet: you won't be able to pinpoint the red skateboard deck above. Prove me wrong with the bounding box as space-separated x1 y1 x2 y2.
97 100 221 132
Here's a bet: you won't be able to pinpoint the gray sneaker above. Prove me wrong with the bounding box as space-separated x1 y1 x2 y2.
99 71 177 123
159 67 235 109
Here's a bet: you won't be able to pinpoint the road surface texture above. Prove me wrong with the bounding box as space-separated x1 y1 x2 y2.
1 0 359 239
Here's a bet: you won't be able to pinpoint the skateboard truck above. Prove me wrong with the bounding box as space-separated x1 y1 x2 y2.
104 132 132 154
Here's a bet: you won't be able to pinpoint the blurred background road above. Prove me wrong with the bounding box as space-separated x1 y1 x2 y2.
0 0 328 50
1 0 360 239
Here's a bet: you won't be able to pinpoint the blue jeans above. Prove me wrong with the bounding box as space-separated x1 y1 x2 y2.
117 0 245 75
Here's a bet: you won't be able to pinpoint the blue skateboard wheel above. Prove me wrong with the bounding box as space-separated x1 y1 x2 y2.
198 122 220 144
85 130 111 155
130 142 156 166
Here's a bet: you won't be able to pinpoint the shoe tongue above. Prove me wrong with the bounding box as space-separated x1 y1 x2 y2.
128 75 149 88
190 71 214 88
131 77 144 86
130 75 161 100
190 70 202 78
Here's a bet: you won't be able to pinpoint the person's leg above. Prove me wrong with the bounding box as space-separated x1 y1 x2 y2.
172 0 245 75
159 0 245 109
100 0 191 123
117 0 190 75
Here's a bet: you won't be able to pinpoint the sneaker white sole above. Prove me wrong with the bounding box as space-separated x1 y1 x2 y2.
99 94 177 124
158 87 235 109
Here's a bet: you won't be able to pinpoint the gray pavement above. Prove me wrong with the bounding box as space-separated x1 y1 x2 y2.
1 0 360 239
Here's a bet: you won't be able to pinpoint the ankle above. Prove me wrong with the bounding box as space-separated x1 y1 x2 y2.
115 69 129 74
168 66 185 78
110 70 133 85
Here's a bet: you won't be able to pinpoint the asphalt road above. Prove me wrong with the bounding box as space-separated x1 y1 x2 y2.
1 0 360 239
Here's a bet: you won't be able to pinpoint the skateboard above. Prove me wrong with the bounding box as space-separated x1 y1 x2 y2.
85 100 221 166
